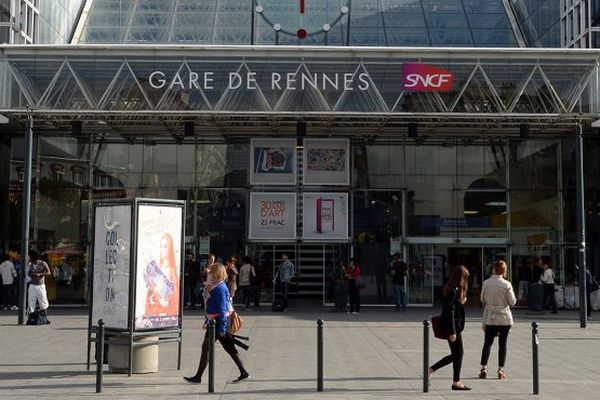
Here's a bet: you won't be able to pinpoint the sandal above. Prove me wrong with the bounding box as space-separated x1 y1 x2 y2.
497 369 507 380
479 367 487 379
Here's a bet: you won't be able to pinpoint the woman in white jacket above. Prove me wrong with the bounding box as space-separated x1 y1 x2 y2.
479 260 517 380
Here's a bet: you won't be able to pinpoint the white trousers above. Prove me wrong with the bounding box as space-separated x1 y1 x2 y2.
28 284 49 313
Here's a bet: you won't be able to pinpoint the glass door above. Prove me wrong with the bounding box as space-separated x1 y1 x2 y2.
407 244 436 306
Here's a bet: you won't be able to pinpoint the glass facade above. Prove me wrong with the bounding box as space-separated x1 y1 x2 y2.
511 0 561 47
75 0 518 47
6 134 585 305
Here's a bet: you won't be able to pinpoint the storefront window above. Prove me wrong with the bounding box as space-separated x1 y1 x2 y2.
195 189 247 259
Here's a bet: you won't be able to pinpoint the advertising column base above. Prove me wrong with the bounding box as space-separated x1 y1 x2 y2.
108 336 159 374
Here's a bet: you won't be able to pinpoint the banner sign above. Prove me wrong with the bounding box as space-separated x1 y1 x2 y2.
302 193 349 240
135 204 183 330
250 138 297 185
249 192 297 240
303 139 349 185
92 205 132 330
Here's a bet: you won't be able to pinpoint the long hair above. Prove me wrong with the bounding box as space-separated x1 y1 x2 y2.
443 265 469 304
160 233 177 271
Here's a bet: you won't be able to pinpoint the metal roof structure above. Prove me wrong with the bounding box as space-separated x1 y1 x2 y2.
1 45 598 137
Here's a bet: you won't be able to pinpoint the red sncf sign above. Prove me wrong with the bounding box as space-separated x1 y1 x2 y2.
402 64 454 92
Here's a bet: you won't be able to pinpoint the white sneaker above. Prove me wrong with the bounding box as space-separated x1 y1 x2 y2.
10 306 18 311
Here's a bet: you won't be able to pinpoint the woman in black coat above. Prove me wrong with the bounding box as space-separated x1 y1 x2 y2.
429 265 471 391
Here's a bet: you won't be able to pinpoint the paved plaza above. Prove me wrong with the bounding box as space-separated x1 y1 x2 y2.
0 306 599 399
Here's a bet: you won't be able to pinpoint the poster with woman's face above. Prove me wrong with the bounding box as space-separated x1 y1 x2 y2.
135 204 183 330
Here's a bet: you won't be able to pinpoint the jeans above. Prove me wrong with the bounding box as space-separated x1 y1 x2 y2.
240 285 253 309
281 282 290 309
393 284 406 310
543 283 557 312
431 333 464 381
480 325 511 367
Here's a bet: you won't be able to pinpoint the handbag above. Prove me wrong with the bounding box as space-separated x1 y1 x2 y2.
228 310 243 334
431 316 449 339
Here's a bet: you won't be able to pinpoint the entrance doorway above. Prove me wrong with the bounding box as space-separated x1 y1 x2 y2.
408 242 507 305
250 243 349 306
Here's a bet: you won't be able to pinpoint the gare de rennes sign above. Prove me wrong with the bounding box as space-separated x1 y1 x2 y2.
147 63 454 93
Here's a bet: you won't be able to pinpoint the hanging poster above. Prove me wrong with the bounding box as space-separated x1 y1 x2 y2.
250 138 297 185
249 192 297 240
303 139 350 185
135 204 183 330
390 237 402 256
302 193 349 240
198 236 211 255
92 204 132 330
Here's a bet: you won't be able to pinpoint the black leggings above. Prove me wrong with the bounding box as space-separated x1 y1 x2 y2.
480 325 511 368
431 333 463 381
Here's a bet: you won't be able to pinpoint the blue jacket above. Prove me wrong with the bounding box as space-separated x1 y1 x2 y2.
206 282 230 334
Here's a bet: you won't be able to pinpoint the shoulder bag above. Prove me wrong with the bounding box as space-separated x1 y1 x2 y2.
431 315 449 339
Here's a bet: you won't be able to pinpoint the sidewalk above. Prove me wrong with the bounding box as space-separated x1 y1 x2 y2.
0 306 598 399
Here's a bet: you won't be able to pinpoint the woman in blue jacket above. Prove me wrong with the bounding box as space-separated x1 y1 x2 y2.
184 263 250 384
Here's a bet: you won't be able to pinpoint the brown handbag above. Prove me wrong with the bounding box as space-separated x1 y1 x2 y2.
228 311 243 334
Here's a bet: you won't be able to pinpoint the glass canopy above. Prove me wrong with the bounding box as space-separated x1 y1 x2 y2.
0 45 597 136
74 0 518 47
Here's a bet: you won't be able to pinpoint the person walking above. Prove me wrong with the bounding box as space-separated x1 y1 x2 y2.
27 249 51 324
586 268 594 321
478 260 517 380
390 253 407 312
429 265 471 391
538 256 557 314
184 263 249 384
273 253 295 311
345 258 362 314
238 256 255 310
0 254 17 310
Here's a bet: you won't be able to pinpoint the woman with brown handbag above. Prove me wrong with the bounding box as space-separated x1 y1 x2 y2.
429 265 471 391
184 263 249 384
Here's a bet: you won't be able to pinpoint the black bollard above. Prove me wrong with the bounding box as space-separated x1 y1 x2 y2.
317 319 324 392
208 319 215 394
532 321 539 395
96 319 105 393
423 320 430 393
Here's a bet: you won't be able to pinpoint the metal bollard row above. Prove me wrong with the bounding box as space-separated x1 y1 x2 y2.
208 319 215 393
96 319 105 394
422 320 430 393
532 321 539 395
317 319 324 392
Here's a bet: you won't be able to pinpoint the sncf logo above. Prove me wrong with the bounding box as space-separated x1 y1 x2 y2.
402 64 454 92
